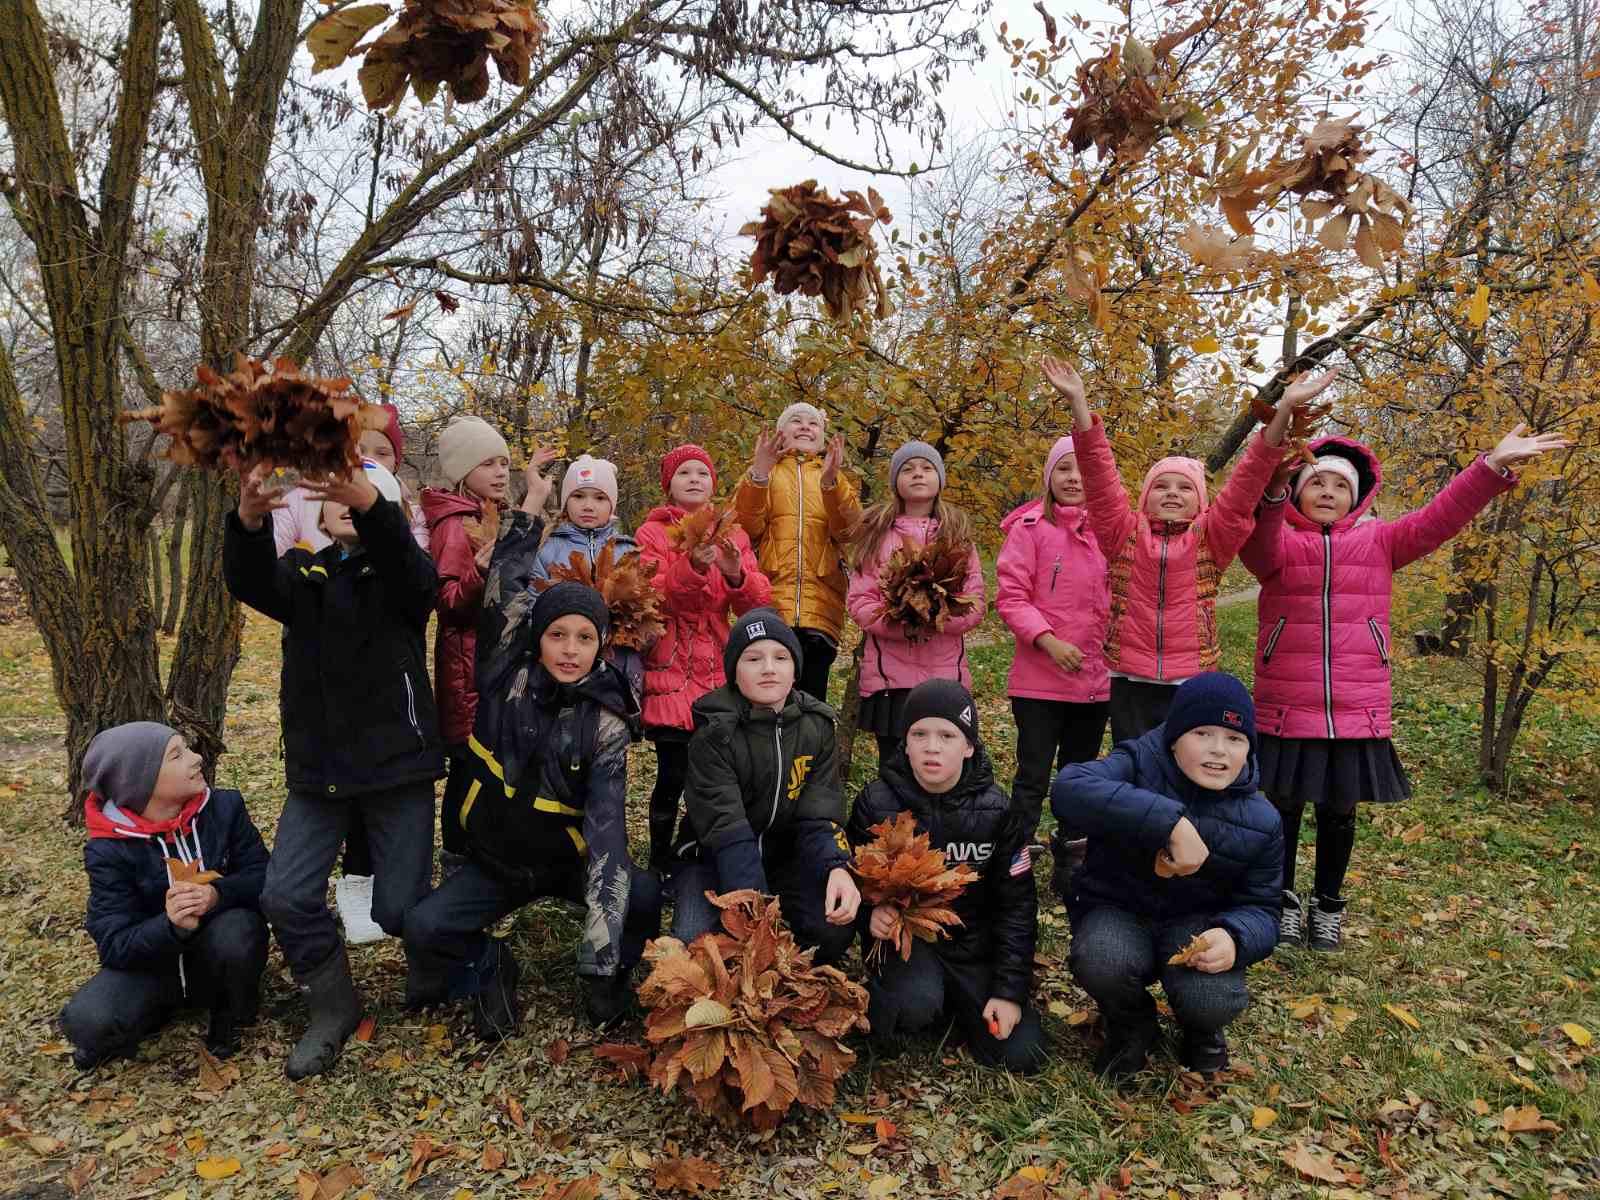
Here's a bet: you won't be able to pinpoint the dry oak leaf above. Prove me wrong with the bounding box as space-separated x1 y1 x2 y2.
852 811 977 964
167 858 222 885
741 180 893 325
1280 1144 1347 1184
195 1044 239 1094
296 1164 364 1200
403 1134 454 1189
1167 934 1208 968
652 1153 725 1194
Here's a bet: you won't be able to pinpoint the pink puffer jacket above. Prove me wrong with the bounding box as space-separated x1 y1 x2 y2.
1076 417 1282 681
846 514 987 696
1240 436 1515 739
635 506 772 732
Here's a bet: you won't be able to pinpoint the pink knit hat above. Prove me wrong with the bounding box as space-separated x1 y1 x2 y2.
660 443 716 493
1138 455 1210 519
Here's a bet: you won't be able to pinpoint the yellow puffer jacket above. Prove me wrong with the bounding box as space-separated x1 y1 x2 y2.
734 454 861 642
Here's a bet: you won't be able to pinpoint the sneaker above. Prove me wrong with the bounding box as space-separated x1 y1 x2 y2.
1178 1028 1229 1075
1278 890 1305 947
334 874 386 945
1308 895 1345 952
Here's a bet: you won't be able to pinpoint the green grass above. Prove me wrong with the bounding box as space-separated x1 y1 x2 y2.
1 576 1596 1199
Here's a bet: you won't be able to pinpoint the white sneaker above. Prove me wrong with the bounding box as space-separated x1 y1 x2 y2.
335 874 386 945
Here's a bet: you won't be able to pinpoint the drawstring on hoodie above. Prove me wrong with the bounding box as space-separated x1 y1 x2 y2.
156 821 207 998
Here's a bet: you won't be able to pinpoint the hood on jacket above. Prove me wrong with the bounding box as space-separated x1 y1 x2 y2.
85 788 216 884
1142 724 1260 804
1285 436 1383 532
421 486 486 529
1137 455 1210 522
877 741 997 818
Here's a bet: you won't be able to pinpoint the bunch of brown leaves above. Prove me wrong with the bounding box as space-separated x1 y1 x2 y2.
741 181 893 324
636 890 869 1130
877 536 979 635
307 0 547 112
462 502 501 551
532 546 666 650
1062 23 1208 163
1214 116 1409 267
1251 391 1333 465
665 504 737 558
121 355 387 475
852 811 977 964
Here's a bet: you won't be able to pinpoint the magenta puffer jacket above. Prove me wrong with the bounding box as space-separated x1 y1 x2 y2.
1076 417 1282 681
1240 436 1515 740
996 498 1110 703
846 514 987 696
635 506 772 733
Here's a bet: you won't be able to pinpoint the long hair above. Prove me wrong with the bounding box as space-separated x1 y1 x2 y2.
848 494 975 571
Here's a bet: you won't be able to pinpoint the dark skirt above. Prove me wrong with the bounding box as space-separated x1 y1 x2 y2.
1257 735 1412 814
858 688 912 737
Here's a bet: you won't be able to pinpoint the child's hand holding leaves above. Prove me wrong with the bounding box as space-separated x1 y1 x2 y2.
713 537 743 582
1486 423 1571 472
165 882 218 932
236 464 288 531
868 904 898 941
1185 928 1237 973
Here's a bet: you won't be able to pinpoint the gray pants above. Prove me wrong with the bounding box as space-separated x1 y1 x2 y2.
262 783 435 978
1069 905 1249 1035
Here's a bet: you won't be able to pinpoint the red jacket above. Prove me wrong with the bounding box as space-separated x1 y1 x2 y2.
1076 417 1280 681
1240 436 1515 739
635 506 772 732
423 487 496 744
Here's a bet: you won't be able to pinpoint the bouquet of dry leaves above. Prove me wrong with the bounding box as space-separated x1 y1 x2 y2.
877 536 980 636
1062 22 1208 163
741 181 892 324
665 504 738 558
852 811 977 965
532 545 666 650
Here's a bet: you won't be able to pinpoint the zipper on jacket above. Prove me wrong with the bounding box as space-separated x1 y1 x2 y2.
1320 527 1335 737
1367 617 1390 665
1050 556 1061 593
760 718 784 858
1262 616 1287 664
793 459 805 624
1155 530 1170 678
402 670 424 745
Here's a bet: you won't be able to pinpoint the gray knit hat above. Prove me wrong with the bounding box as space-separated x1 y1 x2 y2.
81 721 180 813
889 441 946 491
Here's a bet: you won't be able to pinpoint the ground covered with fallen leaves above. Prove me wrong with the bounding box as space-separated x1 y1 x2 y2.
1 572 1597 1199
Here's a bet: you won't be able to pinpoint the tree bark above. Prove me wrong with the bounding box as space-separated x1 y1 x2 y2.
163 475 191 635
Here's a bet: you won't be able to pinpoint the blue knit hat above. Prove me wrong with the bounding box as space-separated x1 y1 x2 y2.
1163 672 1256 754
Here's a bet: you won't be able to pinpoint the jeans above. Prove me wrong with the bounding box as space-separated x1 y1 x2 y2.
670 857 854 965
867 939 1049 1073
1108 678 1178 744
795 628 839 704
59 907 268 1065
403 858 662 1003
1069 905 1249 1035
262 782 435 978
1010 697 1111 835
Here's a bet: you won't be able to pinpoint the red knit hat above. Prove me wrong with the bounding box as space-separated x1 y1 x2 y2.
660 443 716 493
376 403 404 458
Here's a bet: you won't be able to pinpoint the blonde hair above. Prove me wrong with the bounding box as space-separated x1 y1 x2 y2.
848 496 974 571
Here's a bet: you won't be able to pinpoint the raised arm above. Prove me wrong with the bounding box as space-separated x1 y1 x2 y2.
819 434 862 540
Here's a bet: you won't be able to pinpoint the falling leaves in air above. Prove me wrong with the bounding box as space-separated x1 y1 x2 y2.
1061 21 1208 163
877 536 980 636
740 181 893 325
851 811 977 965
532 546 666 650
1177 221 1260 272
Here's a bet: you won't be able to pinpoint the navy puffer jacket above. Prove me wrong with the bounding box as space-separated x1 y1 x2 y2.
1051 726 1283 967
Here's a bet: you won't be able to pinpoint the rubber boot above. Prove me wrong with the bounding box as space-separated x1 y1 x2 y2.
583 971 632 1030
285 946 362 1080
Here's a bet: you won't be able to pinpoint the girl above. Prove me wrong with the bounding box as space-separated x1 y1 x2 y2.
996 435 1111 863
1241 424 1569 950
845 441 986 764
1040 356 1327 742
847 680 1047 1074
422 415 548 871
225 458 444 1079
735 403 862 701
404 489 662 1032
530 454 644 702
634 444 771 870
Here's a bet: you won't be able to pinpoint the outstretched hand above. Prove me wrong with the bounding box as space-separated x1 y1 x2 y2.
1487 423 1571 471
299 471 379 514
1040 355 1092 432
1263 368 1339 446
819 433 845 488
522 446 557 514
752 428 785 479
236 464 288 531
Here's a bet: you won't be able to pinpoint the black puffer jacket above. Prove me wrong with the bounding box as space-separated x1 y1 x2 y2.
847 747 1037 1004
224 499 445 798
678 685 848 892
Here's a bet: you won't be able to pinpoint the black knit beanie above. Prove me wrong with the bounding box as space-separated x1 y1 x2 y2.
529 581 610 646
897 678 980 746
81 721 180 813
723 607 804 686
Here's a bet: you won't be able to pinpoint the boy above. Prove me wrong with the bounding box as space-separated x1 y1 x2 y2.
847 680 1048 1073
671 608 859 962
61 723 269 1069
1052 672 1283 1079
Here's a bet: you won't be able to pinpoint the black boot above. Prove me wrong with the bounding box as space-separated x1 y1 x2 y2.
1179 1028 1230 1075
583 971 632 1030
285 946 362 1081
473 940 522 1041
206 975 261 1060
1093 1017 1159 1081
1050 834 1087 901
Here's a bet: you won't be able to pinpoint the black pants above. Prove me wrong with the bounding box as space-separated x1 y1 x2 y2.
647 733 691 869
1108 678 1178 744
262 781 435 978
671 858 854 966
796 628 838 704
439 744 472 855
59 908 268 1066
1273 798 1357 901
402 858 662 1004
867 939 1048 1073
1069 905 1248 1036
1010 697 1111 835
342 818 373 876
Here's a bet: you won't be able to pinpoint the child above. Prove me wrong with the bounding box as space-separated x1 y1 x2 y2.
735 403 862 701
634 444 772 870
1040 356 1329 742
531 453 645 702
1052 673 1283 1080
996 435 1111 864
225 458 444 1079
421 415 533 870
403 539 662 1033
60 723 269 1070
847 680 1048 1074
845 441 986 764
671 608 859 964
1240 424 1568 950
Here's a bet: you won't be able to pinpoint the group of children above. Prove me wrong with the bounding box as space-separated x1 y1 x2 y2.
60 373 1568 1085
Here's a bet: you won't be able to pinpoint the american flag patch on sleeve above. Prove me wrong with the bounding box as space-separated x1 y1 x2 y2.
1009 846 1032 876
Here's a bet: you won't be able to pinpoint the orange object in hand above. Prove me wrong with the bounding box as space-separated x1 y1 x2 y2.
987 1016 1002 1037
1154 850 1179 878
